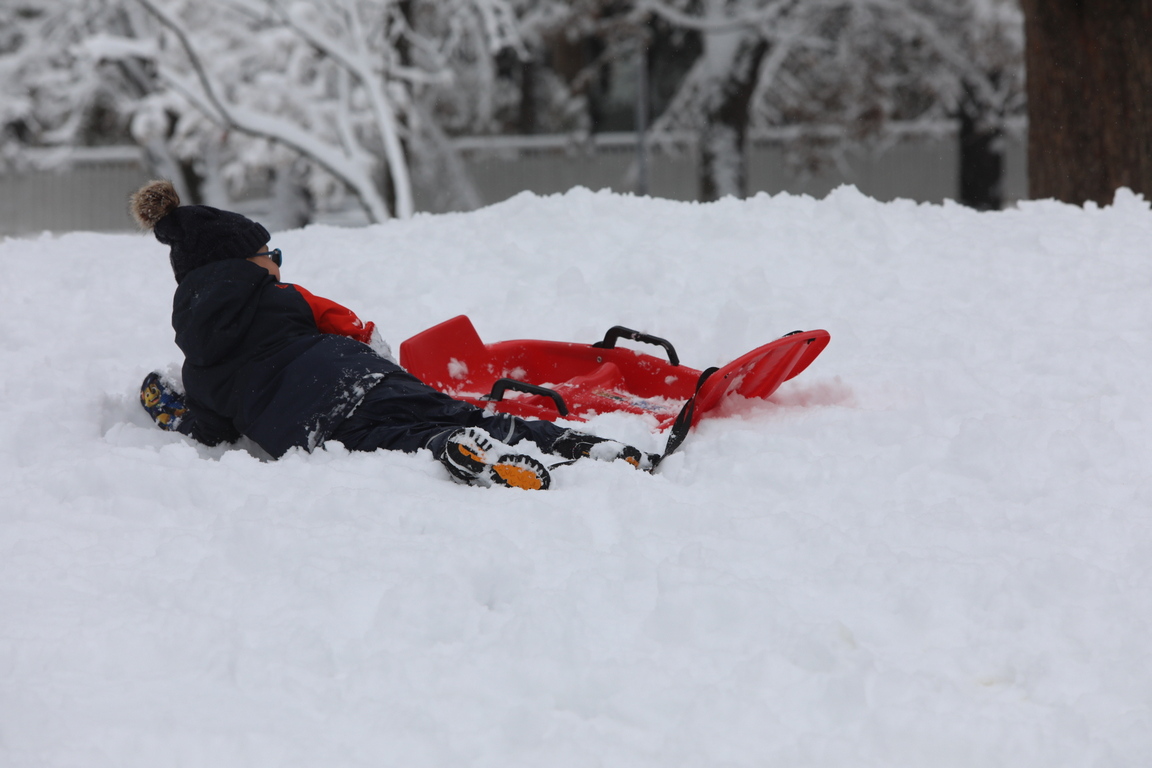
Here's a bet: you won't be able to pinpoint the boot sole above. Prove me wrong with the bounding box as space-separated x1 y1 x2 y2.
490 454 551 491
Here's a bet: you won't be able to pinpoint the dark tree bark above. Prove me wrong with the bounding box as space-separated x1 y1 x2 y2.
519 57 538 135
958 97 1004 211
699 37 768 202
379 0 415 218
1021 0 1152 204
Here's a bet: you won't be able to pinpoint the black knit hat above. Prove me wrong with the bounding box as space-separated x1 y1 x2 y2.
129 180 270 283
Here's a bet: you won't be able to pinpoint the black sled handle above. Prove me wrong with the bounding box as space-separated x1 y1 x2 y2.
483 378 569 417
652 366 718 469
591 326 680 367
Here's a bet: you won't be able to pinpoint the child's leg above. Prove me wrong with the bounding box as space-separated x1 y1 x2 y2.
428 413 658 471
328 373 481 452
425 411 568 457
140 371 240 447
329 372 656 471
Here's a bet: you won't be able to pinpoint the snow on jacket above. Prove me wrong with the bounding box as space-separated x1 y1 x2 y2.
172 258 401 457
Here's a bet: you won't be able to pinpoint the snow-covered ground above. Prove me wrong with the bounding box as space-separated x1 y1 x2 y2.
2 186 1150 767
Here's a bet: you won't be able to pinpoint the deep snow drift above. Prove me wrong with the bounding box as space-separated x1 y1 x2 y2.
2 186 1150 767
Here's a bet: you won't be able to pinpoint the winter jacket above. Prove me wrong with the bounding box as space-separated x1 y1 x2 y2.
172 258 401 457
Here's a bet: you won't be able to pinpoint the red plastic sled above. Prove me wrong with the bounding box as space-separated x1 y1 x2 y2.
399 315 830 431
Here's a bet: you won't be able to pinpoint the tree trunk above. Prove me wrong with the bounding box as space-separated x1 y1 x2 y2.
699 36 767 202
958 102 1003 211
519 56 538 135
1021 0 1152 204
269 162 314 230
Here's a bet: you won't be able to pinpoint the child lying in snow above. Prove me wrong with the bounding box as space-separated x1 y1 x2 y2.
131 180 655 490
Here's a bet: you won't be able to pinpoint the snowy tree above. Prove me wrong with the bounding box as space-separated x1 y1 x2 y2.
476 1 638 136
618 0 1023 205
1021 0 1152 205
5 0 1026 214
752 0 1022 209
130 0 529 221
940 0 1023 209
0 0 153 168
854 0 1023 209
3 0 530 222
635 0 780 201
0 0 306 211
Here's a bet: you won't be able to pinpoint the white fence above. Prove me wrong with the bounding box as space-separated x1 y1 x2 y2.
451 127 1027 208
1 128 1027 236
1 147 154 237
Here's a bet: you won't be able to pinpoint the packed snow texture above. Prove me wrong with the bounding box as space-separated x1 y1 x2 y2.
2 187 1150 767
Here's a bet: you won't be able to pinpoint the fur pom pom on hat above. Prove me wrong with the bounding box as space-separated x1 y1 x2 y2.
130 180 270 284
129 179 181 230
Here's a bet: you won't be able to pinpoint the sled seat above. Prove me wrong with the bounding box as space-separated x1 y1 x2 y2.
563 361 626 392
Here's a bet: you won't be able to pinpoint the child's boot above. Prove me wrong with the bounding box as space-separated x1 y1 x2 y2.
140 372 189 431
550 430 659 472
440 427 551 490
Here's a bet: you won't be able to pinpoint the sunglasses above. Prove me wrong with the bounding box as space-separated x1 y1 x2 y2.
256 248 283 267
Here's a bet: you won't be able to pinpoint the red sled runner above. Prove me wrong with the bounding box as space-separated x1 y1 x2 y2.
400 316 830 461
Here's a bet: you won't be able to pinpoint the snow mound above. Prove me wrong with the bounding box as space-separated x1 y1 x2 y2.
2 186 1151 766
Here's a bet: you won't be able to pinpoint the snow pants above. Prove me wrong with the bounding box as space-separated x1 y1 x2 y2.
328 370 569 459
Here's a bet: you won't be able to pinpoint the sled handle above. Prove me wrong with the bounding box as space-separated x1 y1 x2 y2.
591 326 680 366
653 366 719 469
483 378 570 417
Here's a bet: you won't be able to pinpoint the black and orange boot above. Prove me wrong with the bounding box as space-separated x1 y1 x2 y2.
550 430 658 472
439 427 551 490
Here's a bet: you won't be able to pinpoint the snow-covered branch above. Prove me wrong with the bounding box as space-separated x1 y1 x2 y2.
270 0 413 218
638 0 1022 203
160 63 391 221
856 0 1004 112
635 0 800 33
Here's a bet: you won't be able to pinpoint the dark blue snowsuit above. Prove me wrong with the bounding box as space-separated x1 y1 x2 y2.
172 259 568 459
